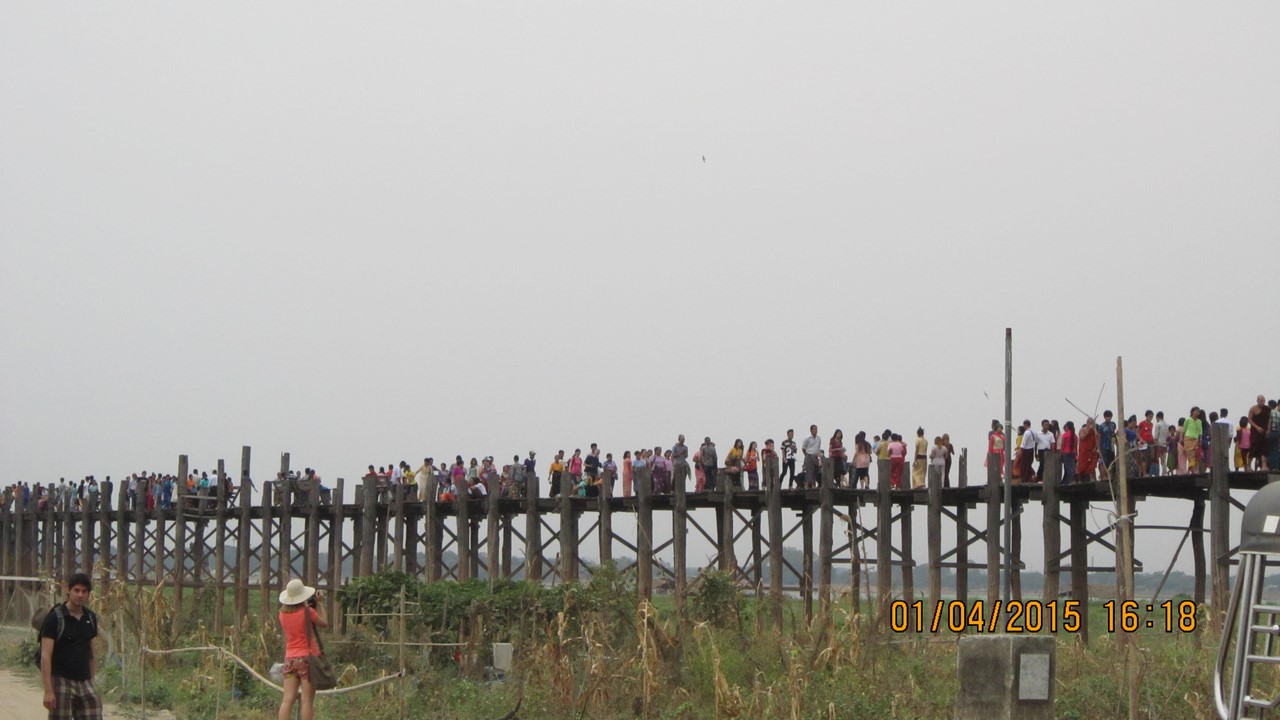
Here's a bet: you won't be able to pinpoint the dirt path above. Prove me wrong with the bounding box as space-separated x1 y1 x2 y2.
0 667 161 720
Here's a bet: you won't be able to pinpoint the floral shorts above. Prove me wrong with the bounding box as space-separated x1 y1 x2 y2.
283 656 311 681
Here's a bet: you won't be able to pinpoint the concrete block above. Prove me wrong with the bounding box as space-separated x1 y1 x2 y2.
955 635 1054 720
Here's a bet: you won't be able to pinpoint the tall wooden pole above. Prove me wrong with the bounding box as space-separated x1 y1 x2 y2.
1002 327 1013 604
1116 357 1137 720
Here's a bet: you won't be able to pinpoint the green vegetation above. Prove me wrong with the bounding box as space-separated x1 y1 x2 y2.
0 568 1229 719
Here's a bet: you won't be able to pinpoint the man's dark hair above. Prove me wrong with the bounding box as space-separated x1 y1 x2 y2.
66 573 92 592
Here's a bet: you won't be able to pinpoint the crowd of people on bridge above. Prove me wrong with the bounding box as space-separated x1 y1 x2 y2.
353 424 969 503
991 394 1277 485
0 470 239 513
7 395 1274 514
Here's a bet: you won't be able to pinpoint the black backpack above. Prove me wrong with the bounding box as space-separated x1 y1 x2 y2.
30 604 95 668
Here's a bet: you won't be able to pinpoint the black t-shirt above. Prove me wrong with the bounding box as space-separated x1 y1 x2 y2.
41 604 97 681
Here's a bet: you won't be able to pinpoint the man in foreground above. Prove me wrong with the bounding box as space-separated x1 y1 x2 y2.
40 572 100 720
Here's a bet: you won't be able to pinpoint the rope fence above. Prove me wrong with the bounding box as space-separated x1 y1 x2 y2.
140 645 406 696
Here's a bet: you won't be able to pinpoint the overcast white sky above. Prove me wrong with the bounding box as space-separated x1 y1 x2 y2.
2 2 1278 578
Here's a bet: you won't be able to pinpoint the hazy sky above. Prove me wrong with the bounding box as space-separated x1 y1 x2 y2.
3 3 1278 578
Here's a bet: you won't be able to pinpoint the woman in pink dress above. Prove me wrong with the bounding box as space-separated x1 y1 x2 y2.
888 434 907 489
621 450 633 497
692 450 705 492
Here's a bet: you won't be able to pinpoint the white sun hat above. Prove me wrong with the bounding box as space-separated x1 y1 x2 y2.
278 578 316 605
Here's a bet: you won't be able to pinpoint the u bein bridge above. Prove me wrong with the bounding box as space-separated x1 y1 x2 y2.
2 424 1275 644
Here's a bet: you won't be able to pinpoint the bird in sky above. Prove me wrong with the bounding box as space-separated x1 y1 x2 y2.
702 155 706 163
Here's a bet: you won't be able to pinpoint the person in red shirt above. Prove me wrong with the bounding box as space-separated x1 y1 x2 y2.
1138 411 1156 476
277 579 328 720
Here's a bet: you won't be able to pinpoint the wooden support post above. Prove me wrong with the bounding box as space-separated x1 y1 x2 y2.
675 460 690 612
955 485 969 605
327 479 343 621
131 483 144 582
1192 498 1206 606
900 502 914 602
305 476 321 588
1070 499 1090 644
876 458 892 609
214 459 227 633
558 471 576 584
751 505 763 590
766 454 784 628
959 448 968 487
393 484 406 573
598 468 613 567
62 493 76 581
96 481 110 588
79 495 92 575
486 488 499 584
360 476 376 578
1210 422 1232 620
279 453 293 584
1042 451 1061 603
469 514 480 580
637 465 653 600
524 468 542 583
819 458 834 613
986 467 1001 606
456 486 472 582
114 481 126 588
236 461 252 622
720 470 736 575
926 464 942 610
501 512 513 578
1010 500 1022 602
259 482 273 622
802 500 814 622
424 489 441 582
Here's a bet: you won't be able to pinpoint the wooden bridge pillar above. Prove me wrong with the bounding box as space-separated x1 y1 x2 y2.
359 476 376 577
457 484 472 582
876 458 892 609
1042 451 1061 603
719 470 736 575
1210 422 1232 620
486 487 499 583
598 468 613 567
955 452 970 604
674 461 689 612
327 479 344 621
819 458 834 613
927 464 942 610
637 465 653 600
235 458 252 623
259 481 273 621
766 454 784 628
424 489 442 582
1069 499 1089 643
900 499 914 602
393 483 407 574
524 469 541 583
558 470 575 584
986 453 1002 605
214 458 228 633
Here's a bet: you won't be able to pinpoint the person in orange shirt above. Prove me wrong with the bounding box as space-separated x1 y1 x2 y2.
277 579 328 720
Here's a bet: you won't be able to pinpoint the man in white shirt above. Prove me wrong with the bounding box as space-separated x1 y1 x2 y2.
801 425 823 489
1017 421 1037 482
1153 412 1170 476
1035 419 1054 481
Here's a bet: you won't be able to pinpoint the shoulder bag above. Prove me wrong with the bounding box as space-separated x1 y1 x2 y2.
304 608 339 690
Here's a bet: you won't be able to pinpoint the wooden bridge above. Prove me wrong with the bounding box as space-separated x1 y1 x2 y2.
1 424 1272 642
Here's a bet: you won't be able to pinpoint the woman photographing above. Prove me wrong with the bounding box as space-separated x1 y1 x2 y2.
278 579 328 720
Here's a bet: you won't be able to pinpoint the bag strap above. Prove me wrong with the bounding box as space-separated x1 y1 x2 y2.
303 606 325 655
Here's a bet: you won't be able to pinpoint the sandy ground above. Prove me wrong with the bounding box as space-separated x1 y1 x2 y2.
0 627 173 720
0 667 161 720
